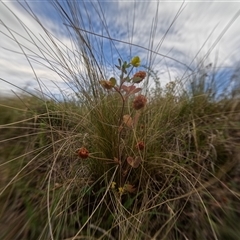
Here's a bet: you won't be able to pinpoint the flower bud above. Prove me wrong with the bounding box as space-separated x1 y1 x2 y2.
99 80 114 89
131 56 141 67
111 182 117 189
118 187 125 195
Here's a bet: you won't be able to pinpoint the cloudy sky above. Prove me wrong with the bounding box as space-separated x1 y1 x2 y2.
0 0 240 97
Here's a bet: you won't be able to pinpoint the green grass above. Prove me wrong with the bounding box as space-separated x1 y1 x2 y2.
1 1 240 240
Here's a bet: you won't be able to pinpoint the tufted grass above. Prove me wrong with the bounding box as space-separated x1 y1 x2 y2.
0 1 240 239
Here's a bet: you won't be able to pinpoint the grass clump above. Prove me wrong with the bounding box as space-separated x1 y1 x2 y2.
1 57 240 240
1 1 240 240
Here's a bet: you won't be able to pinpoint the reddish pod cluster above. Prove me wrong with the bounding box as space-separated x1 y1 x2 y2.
136 141 145 150
133 71 147 83
133 95 147 110
77 147 89 159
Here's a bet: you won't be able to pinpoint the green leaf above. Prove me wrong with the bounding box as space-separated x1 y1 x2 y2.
109 77 116 86
124 76 131 82
132 77 142 83
122 61 129 70
123 197 135 209
115 65 121 70
118 58 122 67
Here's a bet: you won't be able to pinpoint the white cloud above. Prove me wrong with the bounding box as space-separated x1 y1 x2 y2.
0 1 240 96
0 2 85 96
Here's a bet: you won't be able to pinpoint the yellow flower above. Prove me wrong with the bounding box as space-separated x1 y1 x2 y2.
118 187 125 195
111 182 117 189
131 56 141 67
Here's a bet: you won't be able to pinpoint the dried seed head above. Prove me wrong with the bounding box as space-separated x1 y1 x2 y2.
133 71 147 83
136 141 145 150
133 95 147 110
77 147 89 159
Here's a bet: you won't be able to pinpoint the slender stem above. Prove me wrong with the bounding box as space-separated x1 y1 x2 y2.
116 90 125 186
116 65 134 186
119 66 134 90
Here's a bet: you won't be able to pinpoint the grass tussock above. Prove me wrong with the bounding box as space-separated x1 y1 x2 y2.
1 1 240 240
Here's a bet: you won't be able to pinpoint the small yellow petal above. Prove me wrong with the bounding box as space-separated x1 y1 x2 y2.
118 187 125 195
131 56 141 67
111 182 117 189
